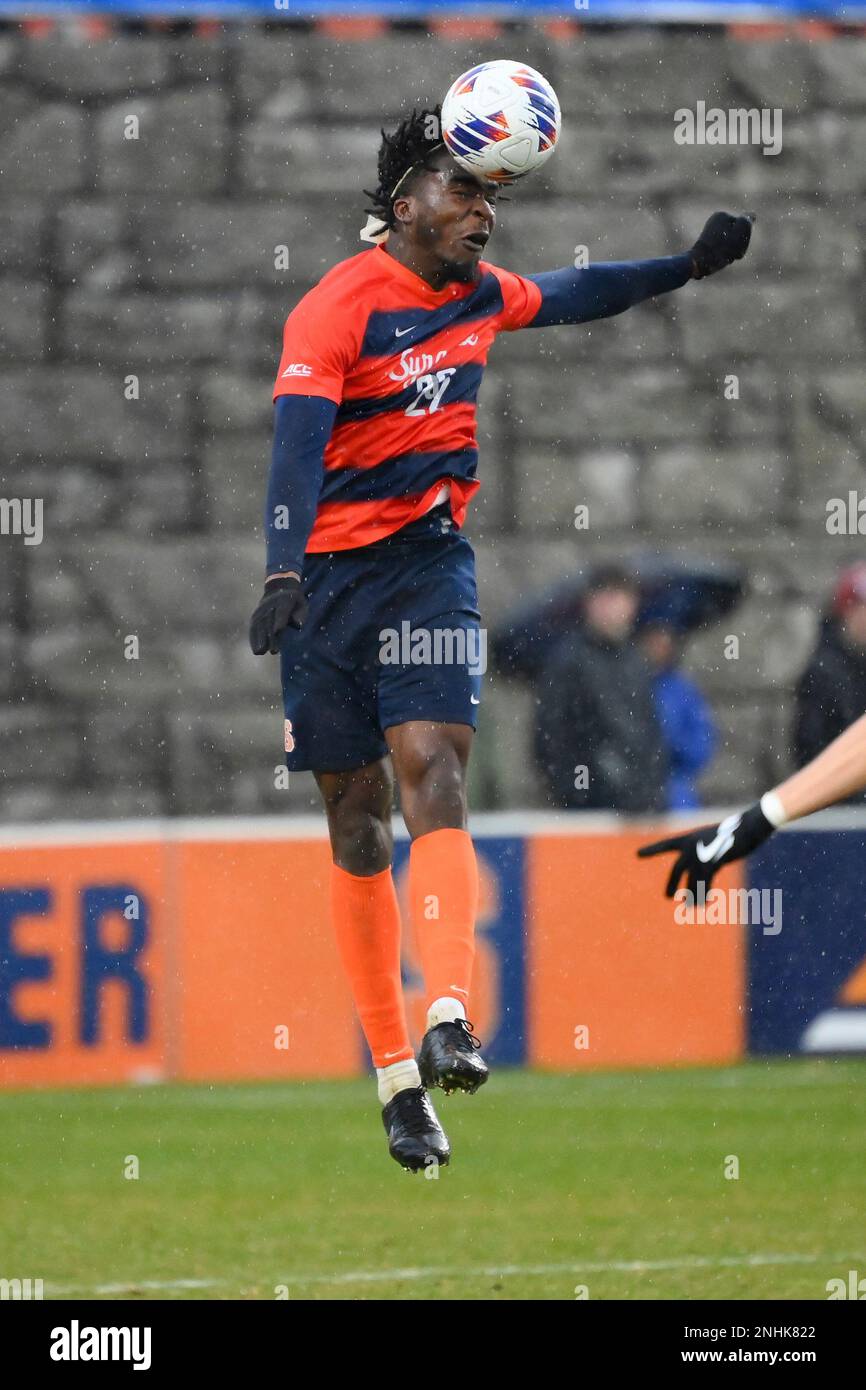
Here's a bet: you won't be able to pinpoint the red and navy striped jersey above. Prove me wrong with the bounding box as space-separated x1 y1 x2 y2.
272 243 542 552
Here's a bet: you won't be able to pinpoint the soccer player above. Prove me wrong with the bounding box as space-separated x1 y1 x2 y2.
249 106 753 1171
639 709 866 895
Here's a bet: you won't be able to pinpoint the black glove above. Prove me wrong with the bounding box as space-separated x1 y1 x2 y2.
637 802 775 897
689 211 755 279
249 575 308 655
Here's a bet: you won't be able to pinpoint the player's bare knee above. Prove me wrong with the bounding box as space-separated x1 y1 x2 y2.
400 744 467 832
411 742 464 792
330 809 393 874
317 762 394 873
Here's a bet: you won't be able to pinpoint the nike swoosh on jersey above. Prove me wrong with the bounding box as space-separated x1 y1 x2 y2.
394 326 413 337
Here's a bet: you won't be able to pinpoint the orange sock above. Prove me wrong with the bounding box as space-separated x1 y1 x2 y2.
330 863 413 1069
408 828 479 1014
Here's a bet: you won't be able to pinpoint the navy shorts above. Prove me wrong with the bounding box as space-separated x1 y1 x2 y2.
279 520 483 772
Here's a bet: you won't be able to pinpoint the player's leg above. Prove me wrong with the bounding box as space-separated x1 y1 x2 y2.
385 719 489 1096
315 758 450 1172
279 550 447 1171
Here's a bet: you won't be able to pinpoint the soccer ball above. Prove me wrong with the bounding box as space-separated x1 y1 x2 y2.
440 60 561 184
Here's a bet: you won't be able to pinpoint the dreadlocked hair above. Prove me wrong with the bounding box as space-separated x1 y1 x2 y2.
362 105 444 232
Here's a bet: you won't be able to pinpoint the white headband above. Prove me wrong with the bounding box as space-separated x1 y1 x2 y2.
360 142 446 243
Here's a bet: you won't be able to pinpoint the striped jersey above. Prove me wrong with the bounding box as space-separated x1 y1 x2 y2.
272 243 543 552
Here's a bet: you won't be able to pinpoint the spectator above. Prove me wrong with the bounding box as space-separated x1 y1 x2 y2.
795 563 866 803
532 565 667 812
636 620 716 811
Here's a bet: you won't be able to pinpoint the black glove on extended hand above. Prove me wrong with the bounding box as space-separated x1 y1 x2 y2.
689 211 755 279
637 802 775 898
249 576 308 655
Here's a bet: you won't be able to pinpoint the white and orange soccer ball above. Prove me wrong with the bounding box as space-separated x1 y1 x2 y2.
440 59 561 185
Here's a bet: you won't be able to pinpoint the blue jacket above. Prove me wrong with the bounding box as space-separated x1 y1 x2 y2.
653 670 716 810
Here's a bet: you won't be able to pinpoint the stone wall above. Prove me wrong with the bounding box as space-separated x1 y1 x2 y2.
1 23 864 818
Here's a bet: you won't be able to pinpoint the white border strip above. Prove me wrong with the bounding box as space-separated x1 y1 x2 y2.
5 806 866 845
2 805 866 849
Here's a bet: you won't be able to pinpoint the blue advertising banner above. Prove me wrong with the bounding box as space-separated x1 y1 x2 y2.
391 833 527 1068
747 830 866 1056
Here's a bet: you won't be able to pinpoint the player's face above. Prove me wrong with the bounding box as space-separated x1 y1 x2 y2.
404 154 499 281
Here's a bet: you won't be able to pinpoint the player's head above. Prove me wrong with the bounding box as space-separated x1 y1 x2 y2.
363 107 499 282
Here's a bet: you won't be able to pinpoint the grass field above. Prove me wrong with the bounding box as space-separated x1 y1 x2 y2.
2 1059 865 1301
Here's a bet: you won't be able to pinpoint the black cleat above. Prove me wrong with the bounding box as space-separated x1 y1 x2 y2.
418 1018 489 1096
381 1086 450 1173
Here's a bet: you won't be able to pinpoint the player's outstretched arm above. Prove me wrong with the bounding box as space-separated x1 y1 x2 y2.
767 710 866 822
524 211 755 329
638 709 866 896
249 394 336 656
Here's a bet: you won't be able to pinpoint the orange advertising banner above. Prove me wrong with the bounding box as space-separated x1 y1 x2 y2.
526 831 745 1069
0 842 169 1088
174 838 359 1080
0 822 746 1089
0 835 363 1087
